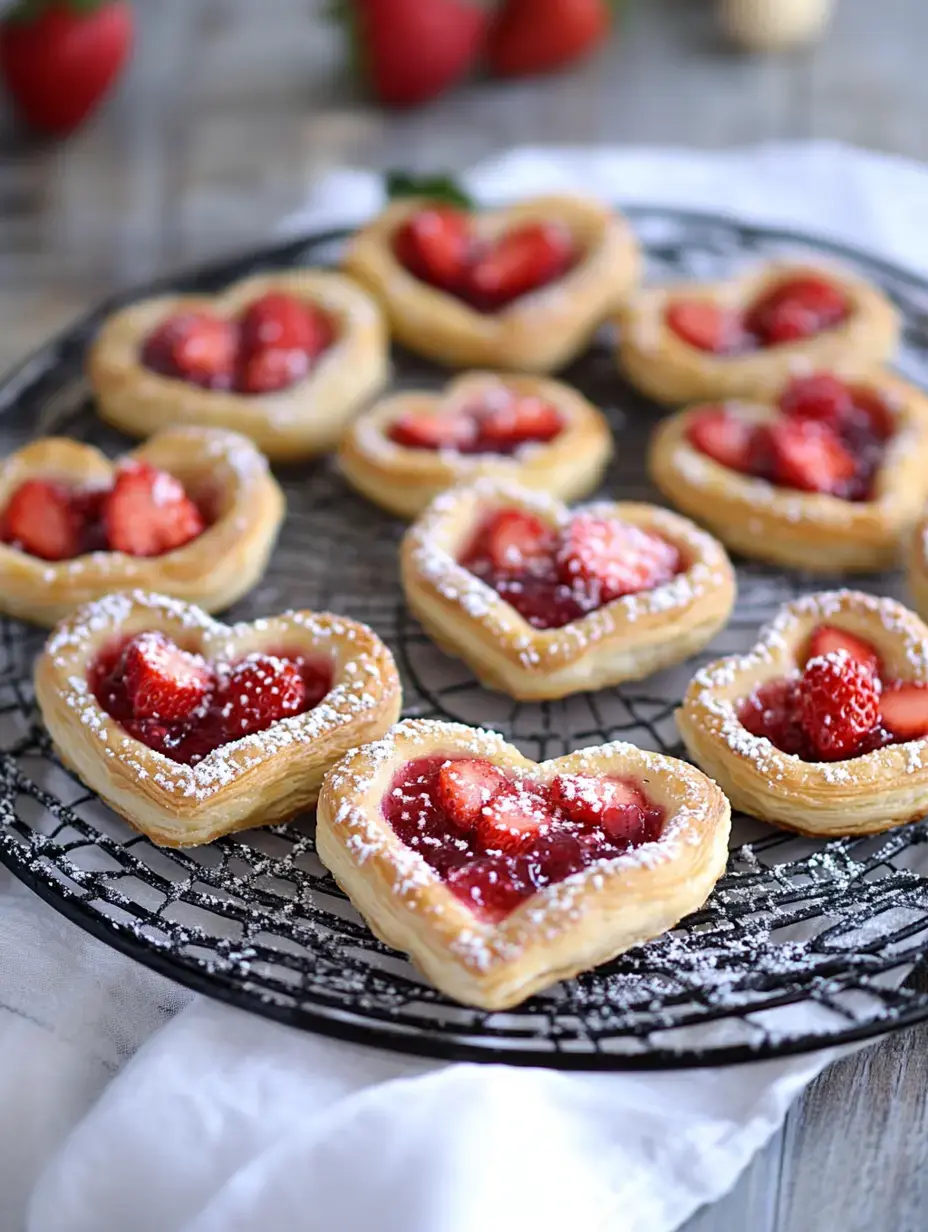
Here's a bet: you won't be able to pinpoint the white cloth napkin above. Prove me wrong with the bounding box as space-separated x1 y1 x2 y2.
5 141 928 1232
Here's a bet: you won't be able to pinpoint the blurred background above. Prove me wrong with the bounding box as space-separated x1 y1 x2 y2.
0 0 921 368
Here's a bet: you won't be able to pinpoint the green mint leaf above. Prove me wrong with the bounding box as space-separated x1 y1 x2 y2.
385 172 474 210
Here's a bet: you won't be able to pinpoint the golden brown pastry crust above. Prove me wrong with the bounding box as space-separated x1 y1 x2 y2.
677 590 928 837
0 428 285 626
648 370 928 572
618 261 900 405
342 195 641 373
337 371 614 519
34 591 403 848
400 480 737 700
316 718 731 1010
88 271 390 461
907 515 928 624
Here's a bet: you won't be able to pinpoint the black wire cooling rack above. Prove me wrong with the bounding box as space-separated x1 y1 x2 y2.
5 208 928 1069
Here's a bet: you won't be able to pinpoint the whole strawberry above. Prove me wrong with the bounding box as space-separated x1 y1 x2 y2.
0 0 133 135
347 0 488 108
798 650 880 761
487 0 612 78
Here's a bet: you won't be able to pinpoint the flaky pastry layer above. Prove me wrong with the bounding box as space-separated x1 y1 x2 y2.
34 591 402 847
316 718 731 1010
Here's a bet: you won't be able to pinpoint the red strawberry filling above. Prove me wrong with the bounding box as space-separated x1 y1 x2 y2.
685 373 894 501
383 756 664 921
459 508 682 630
1 462 207 562
91 633 333 765
737 624 928 761
666 275 850 354
393 208 578 312
141 291 335 394
388 390 563 456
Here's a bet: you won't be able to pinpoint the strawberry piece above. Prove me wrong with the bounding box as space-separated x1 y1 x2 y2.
239 293 333 359
477 396 563 449
121 632 211 722
666 300 739 354
475 785 549 853
805 625 881 676
557 514 681 603
549 773 660 843
2 479 81 561
768 419 857 495
467 222 575 311
779 373 852 427
388 411 477 452
798 651 881 760
747 276 849 345
142 311 237 388
215 654 307 740
879 681 928 742
237 347 311 396
446 858 528 920
738 679 806 756
686 408 759 474
103 462 205 557
435 759 508 831
394 207 472 292
479 509 555 573
486 0 610 78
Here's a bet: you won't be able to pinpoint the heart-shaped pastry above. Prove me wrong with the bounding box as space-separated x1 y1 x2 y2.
343 194 640 373
619 261 899 405
907 513 928 624
88 271 389 461
316 718 731 1009
678 590 928 836
337 371 613 519
35 591 402 847
400 479 736 700
649 370 928 572
0 427 284 626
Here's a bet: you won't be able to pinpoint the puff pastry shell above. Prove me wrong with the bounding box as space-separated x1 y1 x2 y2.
34 591 402 847
649 371 928 572
678 590 928 836
316 718 731 1010
342 195 641 373
338 371 613 519
0 428 285 626
400 480 736 700
88 271 389 461
618 261 900 405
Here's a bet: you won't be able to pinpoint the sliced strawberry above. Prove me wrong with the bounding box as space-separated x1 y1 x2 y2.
666 300 739 354
2 479 81 561
121 632 211 722
549 773 659 842
435 759 508 831
798 651 880 760
388 410 477 452
686 408 758 474
237 347 311 396
747 276 849 345
557 514 681 603
394 207 472 292
238 292 333 358
805 625 882 676
141 311 237 388
479 509 555 573
467 222 575 311
769 419 857 495
475 784 549 852
103 462 205 557
779 373 852 427
879 681 928 742
477 396 563 449
215 654 307 740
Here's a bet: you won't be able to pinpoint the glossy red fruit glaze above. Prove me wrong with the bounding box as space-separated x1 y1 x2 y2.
142 311 238 389
738 678 807 757
666 300 742 354
91 636 332 765
394 207 472 292
388 394 564 456
460 508 682 630
745 276 850 345
382 756 665 922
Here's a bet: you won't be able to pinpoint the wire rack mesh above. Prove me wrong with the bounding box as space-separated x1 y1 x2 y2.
4 208 928 1068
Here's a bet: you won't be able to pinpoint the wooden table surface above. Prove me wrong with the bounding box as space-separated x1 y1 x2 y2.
3 1 928 1229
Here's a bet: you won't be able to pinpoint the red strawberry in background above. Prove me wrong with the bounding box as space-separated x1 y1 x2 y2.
346 0 489 108
487 0 612 78
0 1 133 136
